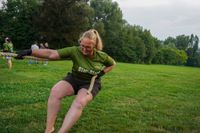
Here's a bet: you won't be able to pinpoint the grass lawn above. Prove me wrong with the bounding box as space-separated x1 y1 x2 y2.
0 58 200 133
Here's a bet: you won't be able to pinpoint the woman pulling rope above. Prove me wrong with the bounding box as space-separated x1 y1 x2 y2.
15 29 116 133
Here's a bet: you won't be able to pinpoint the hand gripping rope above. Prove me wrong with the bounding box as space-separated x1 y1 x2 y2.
87 75 98 95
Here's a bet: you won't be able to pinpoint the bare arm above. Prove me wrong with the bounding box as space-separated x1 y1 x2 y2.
32 49 60 60
103 61 116 74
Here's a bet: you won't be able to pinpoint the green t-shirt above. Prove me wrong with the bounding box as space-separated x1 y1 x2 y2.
3 42 13 52
58 46 115 81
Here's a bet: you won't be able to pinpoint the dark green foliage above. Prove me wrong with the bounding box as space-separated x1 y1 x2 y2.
164 36 176 45
0 0 199 67
139 30 156 64
153 48 187 65
90 0 125 54
0 0 40 49
164 34 199 67
175 35 190 51
186 34 199 66
187 52 200 67
90 0 159 64
34 0 93 48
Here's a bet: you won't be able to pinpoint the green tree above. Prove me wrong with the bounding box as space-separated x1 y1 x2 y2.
90 0 124 53
0 0 40 49
152 50 164 64
187 52 200 67
176 50 188 65
185 34 199 66
175 35 190 51
164 36 176 44
188 34 199 55
34 0 93 48
140 30 156 64
134 36 145 63
153 48 187 65
163 36 176 49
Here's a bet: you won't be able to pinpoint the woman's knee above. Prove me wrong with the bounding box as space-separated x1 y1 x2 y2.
49 81 74 100
73 98 91 110
49 87 63 100
74 94 93 109
73 100 84 110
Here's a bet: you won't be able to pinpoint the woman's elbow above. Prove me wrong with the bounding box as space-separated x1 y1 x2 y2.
48 51 60 60
109 62 116 70
112 61 116 68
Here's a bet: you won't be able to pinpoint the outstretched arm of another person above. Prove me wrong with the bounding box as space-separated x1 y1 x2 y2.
15 49 60 60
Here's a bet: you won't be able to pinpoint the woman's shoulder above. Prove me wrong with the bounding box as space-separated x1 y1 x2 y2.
70 46 80 52
96 50 108 56
95 50 110 60
60 46 79 50
57 46 79 54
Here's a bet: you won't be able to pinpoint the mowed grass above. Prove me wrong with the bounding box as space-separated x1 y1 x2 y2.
0 58 200 133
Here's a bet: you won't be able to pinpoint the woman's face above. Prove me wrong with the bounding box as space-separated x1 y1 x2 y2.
80 38 94 56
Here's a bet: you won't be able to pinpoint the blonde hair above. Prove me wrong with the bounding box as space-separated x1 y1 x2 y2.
79 29 103 50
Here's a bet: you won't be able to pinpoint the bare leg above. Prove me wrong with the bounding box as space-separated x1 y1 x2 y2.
58 88 93 133
45 81 74 133
8 59 12 70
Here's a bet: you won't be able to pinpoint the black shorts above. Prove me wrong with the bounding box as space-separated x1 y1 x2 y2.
62 73 101 98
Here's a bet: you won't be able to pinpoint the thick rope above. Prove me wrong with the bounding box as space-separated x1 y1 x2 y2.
87 75 98 95
0 52 44 60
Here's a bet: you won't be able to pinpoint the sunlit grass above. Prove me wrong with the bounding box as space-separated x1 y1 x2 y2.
0 58 200 133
